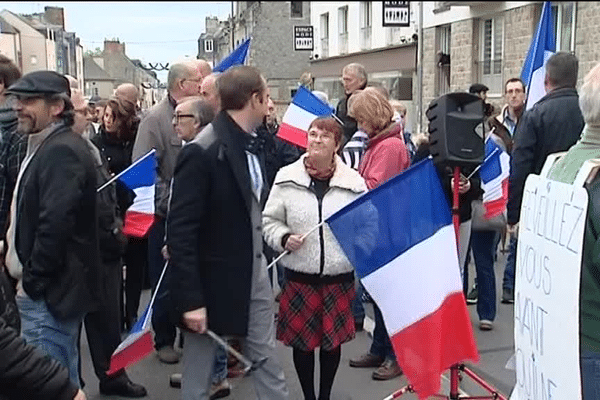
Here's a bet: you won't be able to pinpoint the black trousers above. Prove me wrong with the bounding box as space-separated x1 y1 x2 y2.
124 237 148 329
84 259 124 381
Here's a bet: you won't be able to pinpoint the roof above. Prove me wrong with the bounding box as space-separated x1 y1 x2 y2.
0 16 17 34
83 56 115 81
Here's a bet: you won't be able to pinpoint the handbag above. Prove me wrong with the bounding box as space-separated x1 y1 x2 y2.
470 200 507 232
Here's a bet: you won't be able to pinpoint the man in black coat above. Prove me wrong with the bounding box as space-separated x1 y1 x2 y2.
503 52 585 302
4 71 101 387
167 66 289 400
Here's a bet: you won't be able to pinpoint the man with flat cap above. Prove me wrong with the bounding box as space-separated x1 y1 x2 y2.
4 70 101 387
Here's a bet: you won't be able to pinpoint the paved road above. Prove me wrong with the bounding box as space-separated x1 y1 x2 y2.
79 249 516 400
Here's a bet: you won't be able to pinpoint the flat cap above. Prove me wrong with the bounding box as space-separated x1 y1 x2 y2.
468 83 489 94
5 70 71 98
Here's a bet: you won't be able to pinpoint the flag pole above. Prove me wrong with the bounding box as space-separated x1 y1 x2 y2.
266 220 326 270
143 260 169 327
97 149 156 193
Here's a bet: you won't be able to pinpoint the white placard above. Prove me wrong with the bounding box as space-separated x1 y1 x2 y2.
510 160 590 400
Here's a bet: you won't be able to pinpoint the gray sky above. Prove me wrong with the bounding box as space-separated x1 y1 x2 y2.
0 2 232 82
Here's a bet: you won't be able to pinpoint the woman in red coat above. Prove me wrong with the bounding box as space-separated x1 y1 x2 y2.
347 87 410 380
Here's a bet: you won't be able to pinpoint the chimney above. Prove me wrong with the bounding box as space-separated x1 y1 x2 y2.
44 6 65 28
104 40 126 55
205 16 220 34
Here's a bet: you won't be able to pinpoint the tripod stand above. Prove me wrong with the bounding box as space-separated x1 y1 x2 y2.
384 167 508 400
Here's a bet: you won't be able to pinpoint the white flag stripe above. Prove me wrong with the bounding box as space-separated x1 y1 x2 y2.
281 103 318 131
128 186 155 214
361 225 462 336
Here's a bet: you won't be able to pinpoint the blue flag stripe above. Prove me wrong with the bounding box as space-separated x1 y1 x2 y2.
520 1 555 86
119 151 157 189
291 86 334 117
327 159 452 279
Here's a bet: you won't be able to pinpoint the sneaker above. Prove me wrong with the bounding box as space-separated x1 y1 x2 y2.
210 379 231 399
466 286 478 305
157 345 180 364
372 359 403 380
501 288 514 304
479 320 493 331
349 353 384 368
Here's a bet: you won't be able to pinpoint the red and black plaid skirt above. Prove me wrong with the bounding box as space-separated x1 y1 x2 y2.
277 275 356 351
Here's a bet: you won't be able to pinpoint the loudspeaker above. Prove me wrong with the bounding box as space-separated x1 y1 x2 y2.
426 92 485 169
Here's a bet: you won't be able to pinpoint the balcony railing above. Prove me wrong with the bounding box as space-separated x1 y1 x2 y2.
360 27 372 50
339 32 348 55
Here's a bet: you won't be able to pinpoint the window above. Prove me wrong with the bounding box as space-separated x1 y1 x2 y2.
479 16 504 94
552 2 576 52
320 13 329 58
436 25 451 96
291 2 303 18
360 2 372 50
338 6 348 54
204 39 213 53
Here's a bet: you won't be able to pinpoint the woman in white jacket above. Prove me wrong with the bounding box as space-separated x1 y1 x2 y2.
263 116 367 400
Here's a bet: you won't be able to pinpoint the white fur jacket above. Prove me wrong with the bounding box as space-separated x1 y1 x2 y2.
262 154 367 276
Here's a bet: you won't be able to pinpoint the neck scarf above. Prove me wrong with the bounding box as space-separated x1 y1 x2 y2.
304 154 336 180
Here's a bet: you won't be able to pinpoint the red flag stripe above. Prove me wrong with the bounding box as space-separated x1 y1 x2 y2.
123 211 156 238
107 331 154 376
390 292 479 399
277 123 307 149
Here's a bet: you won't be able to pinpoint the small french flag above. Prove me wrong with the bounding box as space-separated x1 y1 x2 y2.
118 150 157 238
480 140 510 219
277 86 334 149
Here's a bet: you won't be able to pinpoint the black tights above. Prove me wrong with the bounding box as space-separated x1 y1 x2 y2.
292 347 341 400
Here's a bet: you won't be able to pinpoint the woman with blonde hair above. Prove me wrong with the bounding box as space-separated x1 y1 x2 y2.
347 87 410 380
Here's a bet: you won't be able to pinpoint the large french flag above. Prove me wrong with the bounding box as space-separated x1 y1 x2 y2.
213 37 251 72
327 159 479 399
480 139 510 219
119 149 157 237
521 1 555 110
277 85 334 149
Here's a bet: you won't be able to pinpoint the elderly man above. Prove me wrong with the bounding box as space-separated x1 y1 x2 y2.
336 63 367 146
200 73 220 113
173 97 215 143
132 60 208 364
167 66 289 400
546 61 600 399
5 71 100 386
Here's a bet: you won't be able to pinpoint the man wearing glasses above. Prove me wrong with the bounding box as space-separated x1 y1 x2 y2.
132 60 210 365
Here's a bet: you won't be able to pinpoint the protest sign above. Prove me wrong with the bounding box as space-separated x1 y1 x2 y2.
509 156 600 400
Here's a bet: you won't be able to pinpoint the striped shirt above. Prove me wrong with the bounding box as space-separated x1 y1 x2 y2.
340 130 369 170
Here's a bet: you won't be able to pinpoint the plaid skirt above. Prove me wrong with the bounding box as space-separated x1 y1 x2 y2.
277 277 356 351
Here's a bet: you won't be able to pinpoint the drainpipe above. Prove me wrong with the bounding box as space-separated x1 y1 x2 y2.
416 1 424 135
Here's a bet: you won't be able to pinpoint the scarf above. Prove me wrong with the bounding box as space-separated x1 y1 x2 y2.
303 154 336 180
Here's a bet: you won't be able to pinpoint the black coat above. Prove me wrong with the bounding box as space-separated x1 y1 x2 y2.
15 123 102 321
507 88 584 224
0 267 78 400
336 95 359 146
168 111 267 336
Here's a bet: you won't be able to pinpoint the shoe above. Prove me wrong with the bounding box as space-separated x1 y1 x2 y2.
210 379 232 399
157 345 180 364
349 353 384 368
355 320 364 332
100 374 148 397
479 320 493 331
501 288 514 304
466 286 478 305
372 359 403 380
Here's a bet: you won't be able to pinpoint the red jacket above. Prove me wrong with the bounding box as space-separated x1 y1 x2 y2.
358 122 410 190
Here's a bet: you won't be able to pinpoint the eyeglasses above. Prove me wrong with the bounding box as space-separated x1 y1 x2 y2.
172 113 196 124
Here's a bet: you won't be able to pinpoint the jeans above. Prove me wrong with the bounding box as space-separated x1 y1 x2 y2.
470 230 497 322
370 304 395 361
352 281 365 324
502 236 517 291
17 292 81 387
148 216 176 349
212 346 228 384
581 350 600 399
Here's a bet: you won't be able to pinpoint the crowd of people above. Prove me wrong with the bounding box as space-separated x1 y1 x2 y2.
1 47 600 400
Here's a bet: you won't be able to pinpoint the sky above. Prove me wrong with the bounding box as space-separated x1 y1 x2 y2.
0 2 232 82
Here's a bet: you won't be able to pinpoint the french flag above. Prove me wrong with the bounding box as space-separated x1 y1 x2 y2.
119 149 157 237
277 85 334 149
327 159 479 399
107 302 154 375
480 140 510 219
521 1 555 110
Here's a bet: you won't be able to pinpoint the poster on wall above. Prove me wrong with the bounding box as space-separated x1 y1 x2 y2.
294 26 314 51
383 1 410 27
